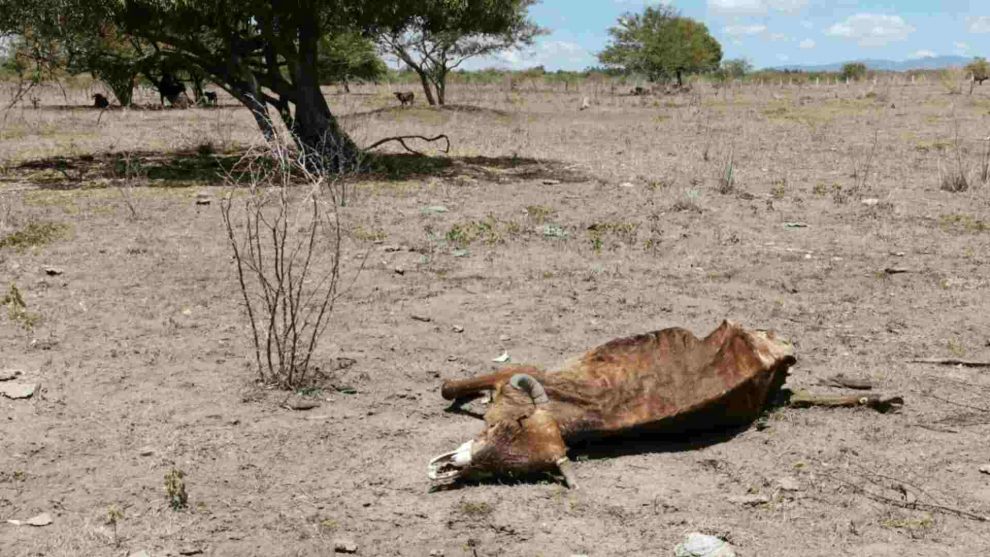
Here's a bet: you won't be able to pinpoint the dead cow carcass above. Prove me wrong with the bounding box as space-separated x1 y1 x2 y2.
429 321 795 488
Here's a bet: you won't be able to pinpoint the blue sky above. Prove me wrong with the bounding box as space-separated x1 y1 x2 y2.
463 0 990 70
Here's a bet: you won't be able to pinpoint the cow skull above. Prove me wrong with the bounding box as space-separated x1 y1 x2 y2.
428 373 578 488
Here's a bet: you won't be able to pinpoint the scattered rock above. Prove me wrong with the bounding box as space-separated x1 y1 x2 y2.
541 224 568 238
285 397 322 411
979 465 990 475
0 382 39 399
42 266 63 276
452 249 469 258
498 334 510 342
179 547 204 556
492 351 511 364
138 446 155 457
619 182 635 188
430 551 445 557
7 512 53 527
421 205 449 215
778 476 801 492
861 198 880 206
128 551 151 557
674 532 736 557
382 245 407 252
333 538 358 553
393 267 405 276
0 369 22 381
541 179 561 185
783 222 808 228
883 267 913 275
821 373 873 390
728 493 770 506
195 192 211 206
452 325 464 333
411 314 432 323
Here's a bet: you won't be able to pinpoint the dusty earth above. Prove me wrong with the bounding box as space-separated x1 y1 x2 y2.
2 78 990 556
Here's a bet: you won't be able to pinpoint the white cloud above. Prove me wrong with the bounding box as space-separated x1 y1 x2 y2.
709 0 807 15
955 41 970 55
799 38 816 49
776 53 790 61
912 50 937 59
826 14 915 47
968 16 990 34
723 24 767 38
800 20 814 29
490 40 593 71
769 33 788 41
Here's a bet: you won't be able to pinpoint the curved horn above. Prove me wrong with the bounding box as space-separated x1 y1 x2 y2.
509 374 549 405
555 457 578 489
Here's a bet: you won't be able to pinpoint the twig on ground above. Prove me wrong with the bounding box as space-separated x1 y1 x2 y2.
364 134 451 156
824 472 989 523
908 358 990 368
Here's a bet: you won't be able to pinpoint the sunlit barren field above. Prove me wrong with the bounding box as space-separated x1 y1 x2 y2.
2 77 990 556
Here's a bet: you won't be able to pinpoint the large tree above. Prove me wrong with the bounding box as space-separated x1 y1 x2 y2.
377 0 544 106
598 5 721 86
318 30 387 91
1 0 532 171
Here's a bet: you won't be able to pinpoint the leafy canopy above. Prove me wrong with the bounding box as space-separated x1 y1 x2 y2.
598 6 722 83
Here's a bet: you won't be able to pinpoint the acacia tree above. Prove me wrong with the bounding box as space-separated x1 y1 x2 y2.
966 57 990 85
2 0 530 170
377 0 544 106
598 5 722 86
318 31 387 91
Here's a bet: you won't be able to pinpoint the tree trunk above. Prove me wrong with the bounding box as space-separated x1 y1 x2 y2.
106 77 134 107
676 69 683 87
288 18 360 172
414 68 437 106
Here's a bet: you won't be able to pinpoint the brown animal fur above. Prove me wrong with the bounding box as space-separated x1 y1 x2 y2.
434 321 795 482
394 91 415 106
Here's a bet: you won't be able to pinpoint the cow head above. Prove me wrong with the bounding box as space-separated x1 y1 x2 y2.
428 374 578 488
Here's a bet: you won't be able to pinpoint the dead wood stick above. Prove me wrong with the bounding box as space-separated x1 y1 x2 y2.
908 358 990 368
364 134 451 156
820 373 873 390
789 391 903 413
826 473 989 523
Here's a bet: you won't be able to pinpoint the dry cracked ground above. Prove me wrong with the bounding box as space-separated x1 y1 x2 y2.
1 80 990 556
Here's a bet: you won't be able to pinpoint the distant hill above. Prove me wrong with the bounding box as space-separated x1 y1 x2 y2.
770 55 973 72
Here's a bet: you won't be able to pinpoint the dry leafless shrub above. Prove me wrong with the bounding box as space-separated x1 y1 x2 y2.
220 141 349 389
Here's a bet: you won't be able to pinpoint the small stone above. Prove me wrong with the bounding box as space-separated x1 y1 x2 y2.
128 552 151 557
421 205 448 215
20 513 53 527
429 551 444 557
541 179 561 185
333 538 358 553
138 446 155 457
979 465 990 475
861 198 880 206
0 369 22 381
728 493 770 506
42 266 63 276
618 182 635 188
286 397 321 411
179 547 204 556
195 192 212 206
674 532 735 557
778 476 801 492
452 249 469 258
452 325 464 333
394 267 405 276
498 334 510 342
0 382 39 399
411 314 432 323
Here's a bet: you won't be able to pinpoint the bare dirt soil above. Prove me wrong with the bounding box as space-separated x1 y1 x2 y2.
2 80 990 556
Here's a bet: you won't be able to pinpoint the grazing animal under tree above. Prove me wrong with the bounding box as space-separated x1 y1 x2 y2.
429 321 795 488
394 91 415 106
92 93 110 109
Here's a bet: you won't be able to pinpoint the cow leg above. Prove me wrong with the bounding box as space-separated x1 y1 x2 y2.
441 367 539 400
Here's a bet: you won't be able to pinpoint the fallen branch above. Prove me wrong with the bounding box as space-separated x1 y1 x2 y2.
908 358 990 368
789 390 903 413
825 472 989 523
820 373 873 390
364 134 451 156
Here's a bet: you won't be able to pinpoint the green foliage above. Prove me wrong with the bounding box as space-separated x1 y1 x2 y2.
377 0 545 105
841 62 868 81
318 31 387 87
599 6 722 85
719 58 752 80
966 57 990 84
0 221 67 251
